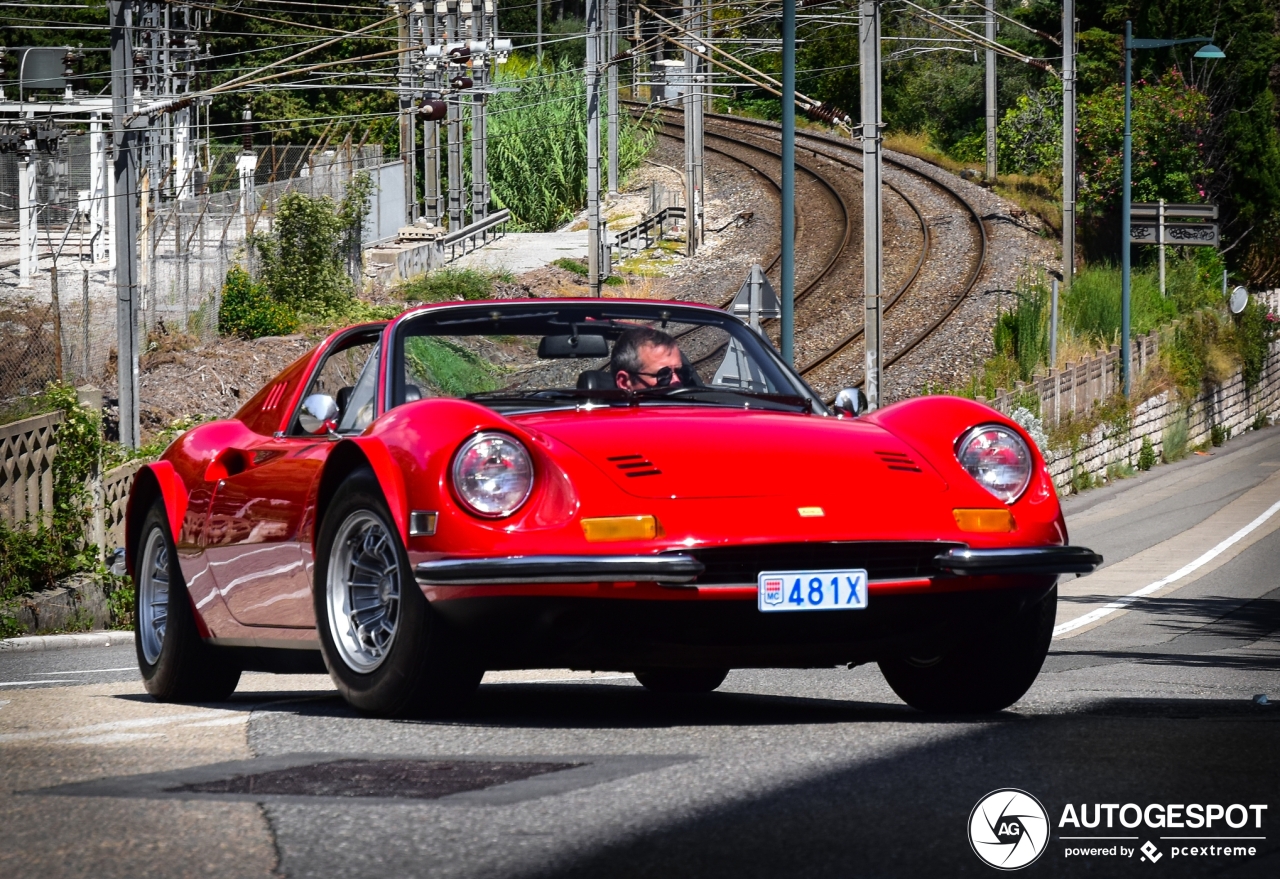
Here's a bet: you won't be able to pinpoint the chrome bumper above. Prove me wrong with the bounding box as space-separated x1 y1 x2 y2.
416 554 704 585
933 545 1102 575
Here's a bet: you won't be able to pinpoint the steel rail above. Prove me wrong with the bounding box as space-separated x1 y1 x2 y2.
631 102 987 393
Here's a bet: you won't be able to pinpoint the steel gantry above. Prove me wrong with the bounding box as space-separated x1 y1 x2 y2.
403 0 509 232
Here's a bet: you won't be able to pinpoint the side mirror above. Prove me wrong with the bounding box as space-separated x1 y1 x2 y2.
298 393 339 435
833 388 867 418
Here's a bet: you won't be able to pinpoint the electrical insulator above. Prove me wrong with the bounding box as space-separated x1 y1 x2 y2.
806 103 851 127
417 100 447 121
36 126 63 154
446 43 470 61
450 76 473 90
241 104 254 152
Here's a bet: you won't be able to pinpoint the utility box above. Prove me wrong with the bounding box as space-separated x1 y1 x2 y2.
651 59 689 104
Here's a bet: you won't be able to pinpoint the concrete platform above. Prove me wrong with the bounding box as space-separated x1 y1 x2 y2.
452 231 587 274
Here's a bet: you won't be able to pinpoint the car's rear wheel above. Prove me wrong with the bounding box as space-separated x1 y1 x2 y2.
315 470 481 717
878 585 1056 713
634 668 729 694
135 500 241 702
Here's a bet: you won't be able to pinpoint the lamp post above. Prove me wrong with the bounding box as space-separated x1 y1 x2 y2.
1121 22 1223 395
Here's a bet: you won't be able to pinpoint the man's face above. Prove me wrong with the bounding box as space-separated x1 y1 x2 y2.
616 342 684 390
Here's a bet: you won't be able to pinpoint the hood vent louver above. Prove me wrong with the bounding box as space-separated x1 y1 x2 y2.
607 453 662 478
875 450 922 473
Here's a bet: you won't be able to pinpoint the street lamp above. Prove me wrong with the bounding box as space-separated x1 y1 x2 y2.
1121 21 1224 395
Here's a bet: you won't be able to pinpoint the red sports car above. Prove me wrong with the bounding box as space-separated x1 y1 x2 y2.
126 298 1099 716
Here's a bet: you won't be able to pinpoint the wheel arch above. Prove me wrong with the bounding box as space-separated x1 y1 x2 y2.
315 438 410 548
124 461 188 579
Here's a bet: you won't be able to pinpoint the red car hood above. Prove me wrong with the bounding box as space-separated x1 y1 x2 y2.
515 407 949 500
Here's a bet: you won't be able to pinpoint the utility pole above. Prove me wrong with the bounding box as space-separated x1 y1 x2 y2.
859 0 883 407
607 0 619 196
586 0 603 295
398 2 417 224
1061 0 1075 290
682 0 702 256
421 7 443 226
16 139 34 288
446 8 465 230
470 0 490 222
110 0 141 448
536 0 543 65
778 0 797 364
985 2 997 182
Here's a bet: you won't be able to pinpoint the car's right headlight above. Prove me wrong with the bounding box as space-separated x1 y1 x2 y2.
451 432 535 518
956 424 1033 504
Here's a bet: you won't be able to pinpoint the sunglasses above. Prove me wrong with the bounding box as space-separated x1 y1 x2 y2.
633 365 693 387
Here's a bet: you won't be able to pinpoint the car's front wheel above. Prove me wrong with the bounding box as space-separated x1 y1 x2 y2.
315 470 481 717
877 585 1056 713
134 500 241 701
634 668 729 694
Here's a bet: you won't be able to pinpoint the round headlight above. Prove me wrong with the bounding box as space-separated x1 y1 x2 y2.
451 432 534 518
956 424 1033 504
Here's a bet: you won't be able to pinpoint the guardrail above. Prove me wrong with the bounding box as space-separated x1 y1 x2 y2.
614 206 686 257
441 209 511 263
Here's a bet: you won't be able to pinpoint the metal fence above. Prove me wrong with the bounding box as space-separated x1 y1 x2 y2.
0 141 391 404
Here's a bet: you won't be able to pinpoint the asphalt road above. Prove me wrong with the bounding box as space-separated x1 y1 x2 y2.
2 429 1278 878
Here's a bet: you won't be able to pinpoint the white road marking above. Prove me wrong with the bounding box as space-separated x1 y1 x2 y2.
1054 497 1280 636
487 674 634 685
0 680 76 688
0 700 10 710
0 711 231 744
63 733 166 745
181 716 248 728
36 667 137 676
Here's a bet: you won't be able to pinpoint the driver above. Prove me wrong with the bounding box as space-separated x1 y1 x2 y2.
612 327 688 390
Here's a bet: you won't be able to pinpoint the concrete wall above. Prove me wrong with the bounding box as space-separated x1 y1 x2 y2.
1044 344 1280 493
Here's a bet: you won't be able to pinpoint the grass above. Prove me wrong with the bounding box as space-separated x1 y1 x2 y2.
398 267 512 303
553 257 589 277
403 336 499 397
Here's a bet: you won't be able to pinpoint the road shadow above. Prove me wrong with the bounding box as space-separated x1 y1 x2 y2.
506 697 1279 879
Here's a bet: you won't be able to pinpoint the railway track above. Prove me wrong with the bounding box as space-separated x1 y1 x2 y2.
628 103 988 401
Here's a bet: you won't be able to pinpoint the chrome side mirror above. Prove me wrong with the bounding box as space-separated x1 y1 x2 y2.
298 393 339 435
833 388 868 418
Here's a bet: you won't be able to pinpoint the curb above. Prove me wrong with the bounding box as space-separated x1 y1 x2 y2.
0 631 134 653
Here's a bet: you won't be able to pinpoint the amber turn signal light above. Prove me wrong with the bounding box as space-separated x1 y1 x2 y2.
581 515 659 542
953 508 1015 533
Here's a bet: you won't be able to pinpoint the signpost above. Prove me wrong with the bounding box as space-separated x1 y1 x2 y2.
1129 201 1219 297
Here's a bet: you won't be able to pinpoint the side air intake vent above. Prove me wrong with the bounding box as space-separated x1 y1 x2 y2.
607 453 662 478
875 450 922 473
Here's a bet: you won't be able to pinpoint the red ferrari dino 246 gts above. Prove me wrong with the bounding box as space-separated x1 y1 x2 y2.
126 299 1099 715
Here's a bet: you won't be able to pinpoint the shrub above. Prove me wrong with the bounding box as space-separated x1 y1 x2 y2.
252 191 356 317
399 267 502 303
218 265 299 339
996 88 1062 176
1138 436 1156 471
1210 424 1230 447
1162 415 1190 462
553 257 589 277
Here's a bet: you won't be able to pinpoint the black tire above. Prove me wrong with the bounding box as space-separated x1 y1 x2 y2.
634 668 730 694
315 470 482 717
134 500 241 702
878 585 1056 713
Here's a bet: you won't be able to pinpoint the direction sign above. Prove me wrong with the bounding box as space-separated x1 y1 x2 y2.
1131 203 1218 220
1130 222 1219 247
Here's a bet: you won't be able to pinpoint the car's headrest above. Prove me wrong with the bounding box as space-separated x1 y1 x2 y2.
404 384 422 403
577 370 615 391
336 386 353 415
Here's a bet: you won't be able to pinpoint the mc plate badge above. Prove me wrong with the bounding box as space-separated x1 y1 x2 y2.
757 569 869 612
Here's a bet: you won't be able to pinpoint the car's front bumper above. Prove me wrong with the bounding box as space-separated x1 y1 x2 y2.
414 543 1101 587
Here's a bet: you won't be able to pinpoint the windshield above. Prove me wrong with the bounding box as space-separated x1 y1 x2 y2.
390 302 823 415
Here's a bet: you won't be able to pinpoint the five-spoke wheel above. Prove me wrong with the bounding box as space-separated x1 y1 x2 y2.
315 470 482 717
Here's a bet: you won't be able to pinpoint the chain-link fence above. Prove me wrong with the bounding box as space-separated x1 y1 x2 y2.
0 141 386 403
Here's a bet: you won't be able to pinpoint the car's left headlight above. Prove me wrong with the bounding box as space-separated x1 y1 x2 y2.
956 424 1033 504
451 432 534 517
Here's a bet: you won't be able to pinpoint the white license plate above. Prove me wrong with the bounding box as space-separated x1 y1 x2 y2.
757 569 869 612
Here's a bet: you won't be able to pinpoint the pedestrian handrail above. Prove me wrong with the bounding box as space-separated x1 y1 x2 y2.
615 206 687 257
441 209 512 262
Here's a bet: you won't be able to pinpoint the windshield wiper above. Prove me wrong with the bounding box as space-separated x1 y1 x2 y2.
467 388 630 404
633 386 810 412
